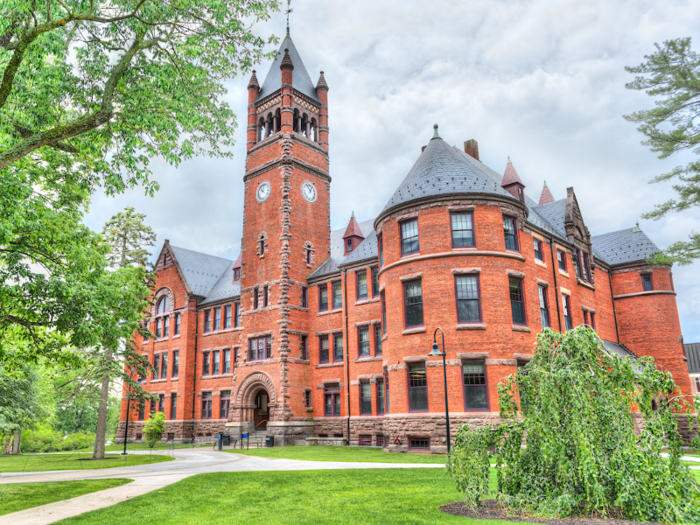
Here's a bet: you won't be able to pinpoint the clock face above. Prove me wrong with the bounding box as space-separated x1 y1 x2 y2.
302 182 317 203
256 181 271 203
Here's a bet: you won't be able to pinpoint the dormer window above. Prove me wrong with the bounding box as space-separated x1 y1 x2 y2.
234 268 240 281
518 186 524 202
346 239 352 252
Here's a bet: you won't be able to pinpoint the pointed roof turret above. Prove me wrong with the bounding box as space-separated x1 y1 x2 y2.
538 180 555 205
257 33 320 102
501 156 524 187
247 70 260 91
343 212 365 255
316 70 329 91
280 48 294 70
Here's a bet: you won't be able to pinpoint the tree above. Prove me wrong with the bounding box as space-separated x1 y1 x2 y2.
447 327 700 523
142 411 166 449
625 38 700 264
92 207 156 460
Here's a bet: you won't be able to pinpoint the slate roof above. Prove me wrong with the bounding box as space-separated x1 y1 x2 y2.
343 215 364 239
685 343 700 374
200 265 241 305
309 219 375 279
381 134 517 215
341 230 378 266
602 340 643 374
590 227 660 266
501 159 524 187
257 33 320 103
170 245 240 303
533 198 567 238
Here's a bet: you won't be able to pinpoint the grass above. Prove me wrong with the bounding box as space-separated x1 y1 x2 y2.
57 469 510 525
0 453 173 473
0 479 131 516
226 445 448 463
79 443 194 453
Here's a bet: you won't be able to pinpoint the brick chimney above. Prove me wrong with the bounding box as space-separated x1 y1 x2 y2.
464 139 479 161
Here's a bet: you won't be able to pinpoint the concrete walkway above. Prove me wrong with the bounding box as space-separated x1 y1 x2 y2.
1 448 444 524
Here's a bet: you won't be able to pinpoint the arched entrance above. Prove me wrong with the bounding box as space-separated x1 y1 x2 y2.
254 389 270 430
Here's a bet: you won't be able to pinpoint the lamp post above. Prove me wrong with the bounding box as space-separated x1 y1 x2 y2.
122 380 132 456
429 327 451 454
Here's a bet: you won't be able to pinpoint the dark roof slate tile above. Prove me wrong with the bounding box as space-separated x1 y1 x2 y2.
257 34 320 103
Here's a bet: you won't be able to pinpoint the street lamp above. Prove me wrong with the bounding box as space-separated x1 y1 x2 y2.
122 380 133 456
429 327 451 454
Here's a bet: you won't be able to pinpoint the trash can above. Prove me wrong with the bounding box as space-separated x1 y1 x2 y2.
222 435 231 446
265 436 275 448
217 434 223 451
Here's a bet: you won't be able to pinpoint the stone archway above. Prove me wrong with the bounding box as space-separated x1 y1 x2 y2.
226 372 279 435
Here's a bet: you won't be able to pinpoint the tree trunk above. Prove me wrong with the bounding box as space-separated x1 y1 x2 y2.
92 349 113 460
12 428 21 454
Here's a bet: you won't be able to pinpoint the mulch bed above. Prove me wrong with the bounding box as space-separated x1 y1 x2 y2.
440 500 659 525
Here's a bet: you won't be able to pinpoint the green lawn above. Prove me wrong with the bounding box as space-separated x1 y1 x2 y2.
57 469 509 525
0 453 173 473
0 479 131 516
79 443 194 453
226 445 448 463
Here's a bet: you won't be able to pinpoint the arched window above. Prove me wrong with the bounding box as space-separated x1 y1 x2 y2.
310 118 318 142
154 295 171 340
157 296 170 315
258 117 265 142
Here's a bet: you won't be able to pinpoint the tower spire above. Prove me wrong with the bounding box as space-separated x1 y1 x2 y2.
286 0 292 36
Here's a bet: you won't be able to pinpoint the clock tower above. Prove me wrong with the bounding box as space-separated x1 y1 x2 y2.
232 30 330 430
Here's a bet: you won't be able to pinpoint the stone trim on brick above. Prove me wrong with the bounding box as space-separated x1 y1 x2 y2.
246 330 274 339
402 327 427 335
559 270 571 278
534 259 547 269
506 269 526 279
315 362 343 369
377 250 527 278
576 279 595 291
560 287 571 296
388 363 407 371
514 353 533 362
581 305 596 314
354 356 383 363
403 355 428 363
536 278 549 287
613 290 676 299
399 272 423 282
456 323 486 330
317 309 341 317
446 205 476 212
512 325 531 333
457 352 489 359
315 328 343 336
288 329 309 336
322 378 342 384
353 319 381 327
485 358 517 366
451 266 482 276
354 297 380 306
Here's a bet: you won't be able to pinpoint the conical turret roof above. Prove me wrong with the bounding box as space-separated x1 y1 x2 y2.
257 34 320 102
343 213 364 239
501 157 525 187
538 181 555 205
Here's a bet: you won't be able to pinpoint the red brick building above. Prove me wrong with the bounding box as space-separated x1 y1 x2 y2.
118 32 691 452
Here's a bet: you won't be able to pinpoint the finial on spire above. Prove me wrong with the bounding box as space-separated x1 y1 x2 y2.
544 180 548 186
316 70 329 91
280 48 294 70
432 123 440 139
286 0 292 36
507 156 512 164
633 222 642 232
351 211 355 218
247 70 260 91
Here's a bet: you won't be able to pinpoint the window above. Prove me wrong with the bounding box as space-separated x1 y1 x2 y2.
172 350 179 378
157 297 170 314
360 382 372 415
409 439 430 450
254 288 259 310
249 336 272 361
332 281 342 309
213 308 221 331
300 335 308 360
201 392 212 419
138 403 144 421
518 186 524 202
590 313 596 330
220 390 230 419
346 239 352 251
202 352 210 375
534 238 543 261
384 368 390 414
203 310 211 333
174 314 181 336
306 248 312 265
212 351 220 375
150 400 156 416
324 384 340 416
376 379 385 416
583 310 589 327
358 327 370 357
333 334 343 362
235 304 241 327
575 250 583 280
136 433 143 442
319 335 329 363
160 353 168 379
451 212 475 247
158 394 165 413
356 271 368 300
259 239 265 256
155 320 161 339
372 268 379 297
503 216 519 251
224 306 231 329
563 294 572 331
404 280 424 328
377 435 385 447
538 285 549 329
381 292 387 335
319 285 328 311
558 250 567 272
304 390 312 408
234 268 240 281
455 275 481 323
695 377 700 394
400 219 419 255
378 234 384 268
408 363 428 412
301 287 308 308
163 317 170 338
359 435 372 446
463 361 488 410
374 324 383 356
223 349 231 374
263 286 269 308
509 278 526 325
583 253 591 282
154 354 160 379
642 274 653 291
170 394 177 420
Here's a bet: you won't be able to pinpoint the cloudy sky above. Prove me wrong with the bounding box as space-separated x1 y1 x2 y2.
85 0 700 341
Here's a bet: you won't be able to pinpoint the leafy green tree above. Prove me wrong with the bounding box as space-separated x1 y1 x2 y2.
447 327 699 523
142 411 166 449
625 38 700 264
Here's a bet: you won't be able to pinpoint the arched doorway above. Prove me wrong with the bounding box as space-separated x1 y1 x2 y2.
254 389 270 430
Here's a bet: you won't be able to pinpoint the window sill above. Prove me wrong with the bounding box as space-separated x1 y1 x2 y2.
576 279 595 291
559 270 570 279
172 335 181 340
317 309 341 317
306 407 314 413
155 338 169 343
200 373 234 380
400 252 421 259
451 246 477 251
354 297 380 306
202 327 243 337
534 259 547 268
512 325 531 333
150 378 167 383
456 323 486 330
402 327 426 336
171 377 179 382
315 362 344 369
354 356 383 363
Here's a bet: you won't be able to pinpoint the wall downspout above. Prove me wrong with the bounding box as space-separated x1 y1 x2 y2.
550 236 563 332
342 269 351 445
191 306 199 443
608 270 621 343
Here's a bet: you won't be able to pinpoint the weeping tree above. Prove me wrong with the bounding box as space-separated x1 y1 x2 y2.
447 327 700 523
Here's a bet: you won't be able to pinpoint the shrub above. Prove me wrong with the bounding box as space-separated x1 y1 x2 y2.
691 434 700 454
21 424 95 453
142 412 166 448
447 327 700 523
59 432 95 451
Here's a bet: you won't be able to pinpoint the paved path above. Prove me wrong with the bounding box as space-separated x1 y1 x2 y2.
1 449 444 524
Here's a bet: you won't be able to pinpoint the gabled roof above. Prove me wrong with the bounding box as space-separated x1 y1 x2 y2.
309 218 375 279
533 198 568 238
686 343 700 374
341 230 378 266
169 245 233 297
343 214 364 239
501 158 524 187
381 132 517 215
200 265 241 305
257 33 320 103
590 227 660 266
